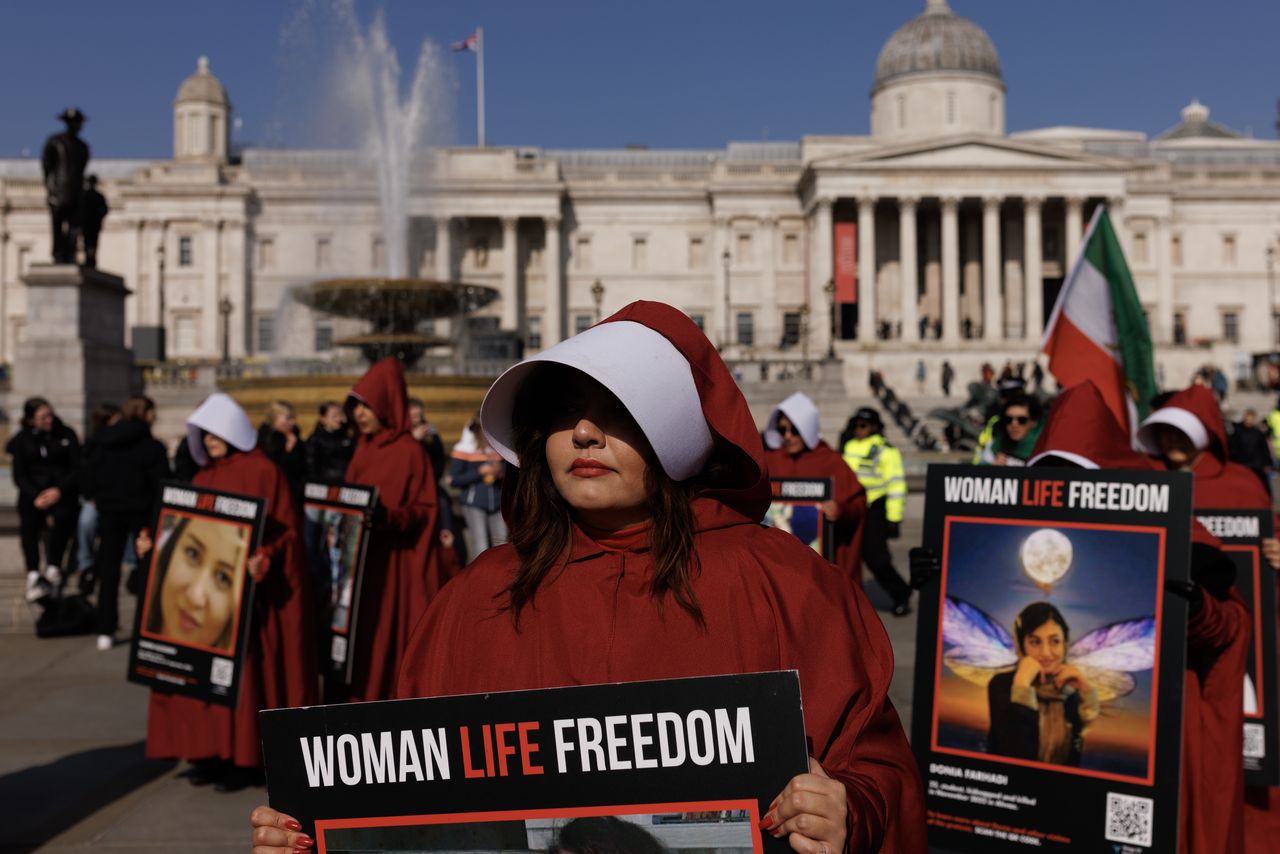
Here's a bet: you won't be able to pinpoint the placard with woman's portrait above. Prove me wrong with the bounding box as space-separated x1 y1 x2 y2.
763 478 835 562
126 482 265 706
912 465 1191 853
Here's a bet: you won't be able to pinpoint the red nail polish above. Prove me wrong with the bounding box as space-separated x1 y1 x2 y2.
296 835 313 848
285 819 302 832
758 814 775 832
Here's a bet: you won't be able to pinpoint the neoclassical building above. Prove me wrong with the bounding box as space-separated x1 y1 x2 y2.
2 0 1279 388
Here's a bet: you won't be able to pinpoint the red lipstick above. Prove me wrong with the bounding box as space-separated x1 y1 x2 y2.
570 458 613 478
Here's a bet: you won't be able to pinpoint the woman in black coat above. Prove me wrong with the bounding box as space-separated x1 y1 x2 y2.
85 395 171 650
7 397 80 602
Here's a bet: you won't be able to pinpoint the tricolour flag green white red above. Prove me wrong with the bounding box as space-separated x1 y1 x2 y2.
1042 207 1158 435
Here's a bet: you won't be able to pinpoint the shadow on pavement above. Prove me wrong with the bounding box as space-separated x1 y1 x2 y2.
0 741 175 853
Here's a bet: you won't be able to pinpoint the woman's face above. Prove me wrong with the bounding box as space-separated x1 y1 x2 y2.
1003 405 1035 442
273 409 296 434
776 415 806 455
33 405 53 432
1155 424 1197 469
351 402 382 436
202 433 229 459
320 405 346 432
544 374 654 530
1021 619 1066 671
158 518 247 649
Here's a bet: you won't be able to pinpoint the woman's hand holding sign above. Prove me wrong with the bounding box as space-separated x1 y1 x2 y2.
249 806 310 854
760 757 848 854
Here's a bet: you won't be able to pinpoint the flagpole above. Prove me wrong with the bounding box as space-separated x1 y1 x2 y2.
476 26 486 148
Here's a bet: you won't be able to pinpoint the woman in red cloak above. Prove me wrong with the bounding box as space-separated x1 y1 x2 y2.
762 391 867 588
143 393 316 792
1137 385 1278 854
251 302 925 854
342 357 449 702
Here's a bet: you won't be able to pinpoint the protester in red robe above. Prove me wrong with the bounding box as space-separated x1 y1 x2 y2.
1138 385 1269 854
143 393 316 792
762 391 867 588
343 357 447 702
251 302 925 854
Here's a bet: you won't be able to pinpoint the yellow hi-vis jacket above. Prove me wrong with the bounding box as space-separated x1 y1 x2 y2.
1268 409 1280 460
972 414 999 464
842 433 906 523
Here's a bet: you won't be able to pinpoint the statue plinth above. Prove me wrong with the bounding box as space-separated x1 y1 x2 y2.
13 263 135 438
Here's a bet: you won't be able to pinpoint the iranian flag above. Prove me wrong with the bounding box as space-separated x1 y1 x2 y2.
1042 207 1157 434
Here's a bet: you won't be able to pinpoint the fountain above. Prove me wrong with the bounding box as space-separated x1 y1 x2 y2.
218 5 500 440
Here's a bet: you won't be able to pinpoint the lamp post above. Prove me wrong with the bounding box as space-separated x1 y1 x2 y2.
722 249 732 350
591 279 604 324
219 297 233 364
824 277 837 359
1268 244 1276 350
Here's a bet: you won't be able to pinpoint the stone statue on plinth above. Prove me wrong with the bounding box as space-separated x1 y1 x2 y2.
80 175 109 269
41 108 90 264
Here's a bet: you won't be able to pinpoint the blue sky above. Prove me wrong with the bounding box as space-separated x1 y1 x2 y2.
1 0 1277 158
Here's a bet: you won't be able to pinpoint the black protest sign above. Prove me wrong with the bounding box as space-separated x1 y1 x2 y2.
1197 508 1279 785
261 671 808 853
127 482 264 706
765 478 835 562
302 481 377 684
913 465 1191 853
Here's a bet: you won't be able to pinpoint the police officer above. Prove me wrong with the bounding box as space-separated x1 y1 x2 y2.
841 406 912 615
1266 395 1280 464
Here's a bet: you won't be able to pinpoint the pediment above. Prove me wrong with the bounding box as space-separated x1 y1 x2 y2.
813 136 1121 171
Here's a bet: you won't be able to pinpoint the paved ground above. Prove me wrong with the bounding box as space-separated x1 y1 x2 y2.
0 495 918 853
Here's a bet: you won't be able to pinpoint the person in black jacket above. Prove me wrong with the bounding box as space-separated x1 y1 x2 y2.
85 395 171 650
257 400 306 504
304 401 354 484
76 402 122 591
1227 408 1273 492
7 397 81 603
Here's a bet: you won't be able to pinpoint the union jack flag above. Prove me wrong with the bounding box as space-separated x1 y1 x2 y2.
451 32 479 52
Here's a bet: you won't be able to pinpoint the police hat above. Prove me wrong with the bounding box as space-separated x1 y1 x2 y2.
853 406 883 429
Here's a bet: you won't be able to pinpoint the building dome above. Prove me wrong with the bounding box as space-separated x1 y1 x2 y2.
175 56 229 107
873 0 1002 93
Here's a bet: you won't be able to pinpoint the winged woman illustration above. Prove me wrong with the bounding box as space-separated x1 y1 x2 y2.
942 597 1157 703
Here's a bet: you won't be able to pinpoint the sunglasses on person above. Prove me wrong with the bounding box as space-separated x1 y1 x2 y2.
1003 414 1032 425
777 423 800 437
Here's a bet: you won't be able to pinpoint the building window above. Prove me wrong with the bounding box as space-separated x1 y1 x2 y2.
1171 234 1182 266
1043 225 1059 262
527 315 542 351
574 235 591 270
632 236 648 271
256 237 275 270
372 237 385 272
782 312 802 347
736 311 755 346
946 90 957 125
1222 234 1237 267
315 320 333 352
736 232 753 264
1173 311 1187 346
315 237 331 271
178 236 194 267
471 238 490 270
174 313 198 354
1222 311 1239 344
1133 231 1149 263
782 232 800 265
257 315 276 353
687 236 705 269
573 314 593 336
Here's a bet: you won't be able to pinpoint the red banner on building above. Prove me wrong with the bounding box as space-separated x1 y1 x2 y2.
834 222 857 303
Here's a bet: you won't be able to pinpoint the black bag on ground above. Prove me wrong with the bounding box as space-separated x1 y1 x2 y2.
35 593 97 638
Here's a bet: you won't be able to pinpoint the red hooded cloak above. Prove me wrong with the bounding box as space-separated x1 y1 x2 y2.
1144 386 1257 854
344 357 448 702
145 448 317 768
396 302 926 854
763 440 867 589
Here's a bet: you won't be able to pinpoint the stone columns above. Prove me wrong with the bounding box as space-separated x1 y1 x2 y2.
152 221 169 328
982 197 1002 342
0 225 8 365
1154 217 1174 344
899 197 919 342
1065 196 1084 269
202 220 221 358
1024 197 1044 342
941 197 960 343
434 216 452 282
226 220 247 358
761 216 778 349
713 217 730 348
857 198 877 343
501 216 519 332
544 215 562 345
811 198 834 355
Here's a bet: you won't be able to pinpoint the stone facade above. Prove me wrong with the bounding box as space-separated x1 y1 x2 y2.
0 2 1278 393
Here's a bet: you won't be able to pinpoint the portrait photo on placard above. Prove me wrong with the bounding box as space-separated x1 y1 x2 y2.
316 506 366 633
139 509 252 654
933 518 1164 784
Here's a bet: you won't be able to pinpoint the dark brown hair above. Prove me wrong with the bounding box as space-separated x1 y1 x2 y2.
504 364 702 624
121 394 155 423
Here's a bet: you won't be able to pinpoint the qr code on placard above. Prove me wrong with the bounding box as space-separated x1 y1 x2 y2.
1105 792 1153 847
331 634 348 663
210 657 234 688
1245 723 1266 759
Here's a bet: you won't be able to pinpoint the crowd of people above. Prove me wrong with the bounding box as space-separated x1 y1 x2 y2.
10 298 1280 852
